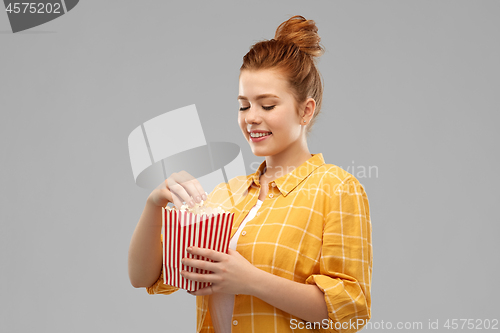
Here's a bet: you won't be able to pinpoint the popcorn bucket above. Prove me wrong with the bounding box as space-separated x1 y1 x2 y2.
162 207 234 291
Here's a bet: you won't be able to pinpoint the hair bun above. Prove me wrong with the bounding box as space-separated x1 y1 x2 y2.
274 15 324 58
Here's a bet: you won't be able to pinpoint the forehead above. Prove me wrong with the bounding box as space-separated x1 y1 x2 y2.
239 69 290 96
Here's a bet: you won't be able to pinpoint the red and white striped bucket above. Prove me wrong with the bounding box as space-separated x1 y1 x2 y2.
162 208 234 291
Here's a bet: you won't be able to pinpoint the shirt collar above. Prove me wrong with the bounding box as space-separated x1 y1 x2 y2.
246 153 326 197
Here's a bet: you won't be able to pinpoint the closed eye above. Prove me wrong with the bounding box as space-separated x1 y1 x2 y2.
262 105 275 111
239 106 250 111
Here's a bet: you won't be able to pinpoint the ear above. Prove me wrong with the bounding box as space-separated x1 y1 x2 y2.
302 97 316 120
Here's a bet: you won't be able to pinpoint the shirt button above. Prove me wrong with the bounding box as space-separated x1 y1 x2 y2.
269 193 273 198
233 320 238 326
241 231 247 236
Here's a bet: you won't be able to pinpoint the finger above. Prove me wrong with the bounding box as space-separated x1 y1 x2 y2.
182 257 218 272
168 174 199 209
187 286 213 296
187 247 226 262
168 172 202 208
180 270 215 283
167 174 194 208
177 170 207 203
171 191 187 210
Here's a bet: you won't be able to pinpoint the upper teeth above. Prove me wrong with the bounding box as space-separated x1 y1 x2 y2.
250 132 271 138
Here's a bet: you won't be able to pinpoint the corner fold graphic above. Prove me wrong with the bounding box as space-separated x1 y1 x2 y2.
63 0 79 12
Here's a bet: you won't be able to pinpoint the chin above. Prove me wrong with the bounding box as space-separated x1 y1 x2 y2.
249 146 268 157
250 148 265 157
251 146 276 157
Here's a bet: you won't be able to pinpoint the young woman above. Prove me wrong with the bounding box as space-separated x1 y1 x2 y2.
128 16 372 333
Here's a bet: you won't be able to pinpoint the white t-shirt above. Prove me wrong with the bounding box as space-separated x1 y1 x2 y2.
208 199 264 333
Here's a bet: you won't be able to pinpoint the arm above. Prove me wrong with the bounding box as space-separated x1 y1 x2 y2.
304 177 372 332
182 248 328 323
128 197 164 288
250 266 329 323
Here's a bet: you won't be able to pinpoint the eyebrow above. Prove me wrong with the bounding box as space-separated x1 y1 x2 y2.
237 94 279 101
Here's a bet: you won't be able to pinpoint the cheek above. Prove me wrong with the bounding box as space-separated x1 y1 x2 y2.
274 118 300 139
238 114 246 131
270 115 290 133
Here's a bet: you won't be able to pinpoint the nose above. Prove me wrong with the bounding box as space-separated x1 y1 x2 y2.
245 105 261 125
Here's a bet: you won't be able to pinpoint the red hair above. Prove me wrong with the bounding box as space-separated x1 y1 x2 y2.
240 15 324 136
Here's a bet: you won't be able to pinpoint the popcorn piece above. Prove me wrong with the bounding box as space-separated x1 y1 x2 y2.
165 198 227 216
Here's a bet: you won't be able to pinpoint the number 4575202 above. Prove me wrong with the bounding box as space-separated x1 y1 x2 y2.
5 3 61 14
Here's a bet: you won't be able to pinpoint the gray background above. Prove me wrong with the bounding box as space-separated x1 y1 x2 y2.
1 1 499 332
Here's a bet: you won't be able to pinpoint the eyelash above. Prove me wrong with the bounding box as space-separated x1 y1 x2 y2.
239 105 276 111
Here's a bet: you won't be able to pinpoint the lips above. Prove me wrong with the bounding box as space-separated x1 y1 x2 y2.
249 132 272 142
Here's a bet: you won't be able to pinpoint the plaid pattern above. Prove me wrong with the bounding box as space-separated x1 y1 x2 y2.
146 154 372 333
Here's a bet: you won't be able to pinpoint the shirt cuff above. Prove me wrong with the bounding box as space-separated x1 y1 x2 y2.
146 267 180 295
306 274 370 333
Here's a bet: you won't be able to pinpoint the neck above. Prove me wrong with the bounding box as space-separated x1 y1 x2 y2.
262 144 312 181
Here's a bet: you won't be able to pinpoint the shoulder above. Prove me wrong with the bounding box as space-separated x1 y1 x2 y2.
312 163 358 185
310 163 367 198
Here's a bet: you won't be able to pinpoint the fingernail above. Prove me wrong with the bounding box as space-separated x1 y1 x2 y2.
202 193 208 200
195 196 201 203
189 200 195 207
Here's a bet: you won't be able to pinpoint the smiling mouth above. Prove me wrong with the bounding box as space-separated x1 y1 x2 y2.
249 132 272 138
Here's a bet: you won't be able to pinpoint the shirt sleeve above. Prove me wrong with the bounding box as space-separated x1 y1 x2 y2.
305 176 372 333
145 233 180 295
